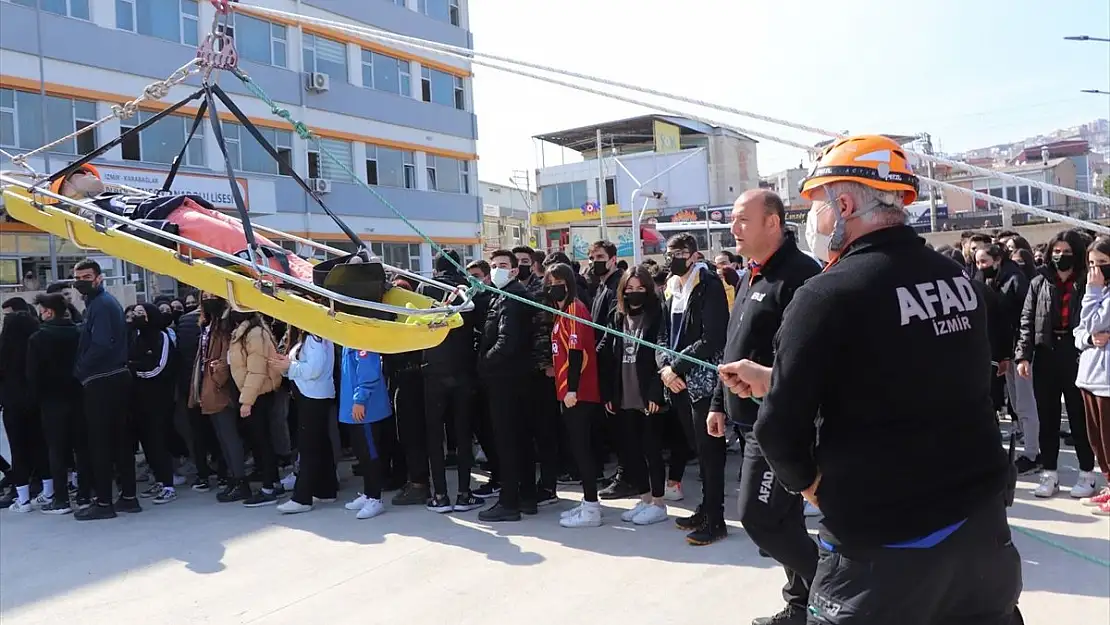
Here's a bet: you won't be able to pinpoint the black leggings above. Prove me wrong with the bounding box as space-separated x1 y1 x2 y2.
348 418 392 500
41 399 91 505
563 402 599 502
2 404 47 488
1033 341 1093 472
243 393 279 488
675 393 725 523
291 392 337 505
132 385 175 487
621 409 667 498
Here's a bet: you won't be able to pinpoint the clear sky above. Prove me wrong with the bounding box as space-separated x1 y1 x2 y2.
467 0 1110 187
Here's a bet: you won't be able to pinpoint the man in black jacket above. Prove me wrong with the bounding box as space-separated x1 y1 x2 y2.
0 296 47 511
707 190 820 625
28 293 91 514
719 141 1019 624
477 249 535 522
421 249 485 513
71 259 139 520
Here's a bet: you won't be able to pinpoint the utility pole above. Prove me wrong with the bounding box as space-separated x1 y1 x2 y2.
596 128 607 239
922 132 938 233
509 169 533 247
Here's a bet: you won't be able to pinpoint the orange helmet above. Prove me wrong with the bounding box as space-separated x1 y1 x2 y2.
799 135 918 204
47 163 101 202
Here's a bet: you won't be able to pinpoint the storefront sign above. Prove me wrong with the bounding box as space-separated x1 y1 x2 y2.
97 166 250 211
654 207 727 225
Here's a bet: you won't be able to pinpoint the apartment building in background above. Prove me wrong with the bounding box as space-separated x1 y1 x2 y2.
479 180 534 254
0 0 479 291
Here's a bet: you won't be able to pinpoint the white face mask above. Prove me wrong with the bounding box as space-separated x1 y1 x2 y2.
490 267 513 288
806 204 833 263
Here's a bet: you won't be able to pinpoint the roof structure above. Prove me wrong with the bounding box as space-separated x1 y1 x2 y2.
533 114 757 153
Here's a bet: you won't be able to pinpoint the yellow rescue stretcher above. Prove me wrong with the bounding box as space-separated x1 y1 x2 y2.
0 178 469 354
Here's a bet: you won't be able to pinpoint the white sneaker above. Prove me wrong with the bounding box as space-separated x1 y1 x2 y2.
8 500 32 513
632 503 668 525
281 472 297 491
663 482 684 502
31 493 54 509
560 502 584 519
313 496 336 504
1034 471 1059 498
621 501 653 523
356 498 385 520
803 501 822 517
345 493 369 511
559 501 602 528
277 500 313 515
172 473 187 487
1070 471 1098 499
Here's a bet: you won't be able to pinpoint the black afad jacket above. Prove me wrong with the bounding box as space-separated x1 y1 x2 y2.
753 226 1010 549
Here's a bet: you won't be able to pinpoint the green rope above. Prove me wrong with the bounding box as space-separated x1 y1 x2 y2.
235 71 731 382
1010 524 1110 569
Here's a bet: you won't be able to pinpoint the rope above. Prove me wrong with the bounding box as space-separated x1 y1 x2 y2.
1010 525 1110 569
233 3 1110 210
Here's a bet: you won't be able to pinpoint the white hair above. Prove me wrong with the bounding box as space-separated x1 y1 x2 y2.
826 181 907 223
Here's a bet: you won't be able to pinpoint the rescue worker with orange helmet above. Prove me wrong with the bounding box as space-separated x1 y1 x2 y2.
717 135 1022 624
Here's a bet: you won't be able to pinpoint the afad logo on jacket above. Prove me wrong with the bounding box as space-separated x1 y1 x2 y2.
895 276 978 337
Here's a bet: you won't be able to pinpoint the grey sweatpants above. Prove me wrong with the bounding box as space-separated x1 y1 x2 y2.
1006 367 1039 460
211 406 247 479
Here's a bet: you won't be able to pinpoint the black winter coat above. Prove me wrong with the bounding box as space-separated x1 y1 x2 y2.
0 311 39 409
421 270 480 375
26 318 82 406
1015 266 1082 362
603 306 666 410
478 279 533 377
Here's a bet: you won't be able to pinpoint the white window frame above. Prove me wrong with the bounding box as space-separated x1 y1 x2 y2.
366 145 417 189
116 0 199 46
228 14 287 68
67 97 99 155
448 0 460 26
307 138 354 182
119 113 205 167
371 242 422 272
365 144 379 185
16 0 92 20
303 32 348 79
459 159 470 194
403 151 416 188
420 67 432 103
0 88 20 149
425 155 438 191
453 75 466 110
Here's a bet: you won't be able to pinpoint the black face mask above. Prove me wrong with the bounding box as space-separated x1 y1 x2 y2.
591 260 610 277
73 279 95 297
517 263 532 280
1033 257 1044 267
546 284 568 303
667 256 688 276
1051 253 1074 272
132 317 147 329
980 266 998 280
1100 265 1110 282
185 304 197 313
201 299 226 318
625 291 647 309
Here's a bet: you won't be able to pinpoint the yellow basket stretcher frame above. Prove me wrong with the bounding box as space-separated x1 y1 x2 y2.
0 172 472 354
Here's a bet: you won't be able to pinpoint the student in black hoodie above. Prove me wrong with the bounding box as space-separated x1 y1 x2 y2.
128 303 179 505
477 249 535 522
0 297 48 512
28 293 90 514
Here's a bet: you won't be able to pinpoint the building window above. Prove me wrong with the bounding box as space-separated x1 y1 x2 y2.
604 177 616 205
0 89 97 155
307 137 354 182
361 50 412 96
230 13 286 68
1005 186 1017 202
365 145 416 189
1030 187 1043 206
425 155 470 194
448 0 460 26
421 67 464 109
302 33 347 81
119 111 204 166
371 242 421 272
116 0 199 46
222 121 293 175
418 0 458 26
539 181 588 210
10 0 91 19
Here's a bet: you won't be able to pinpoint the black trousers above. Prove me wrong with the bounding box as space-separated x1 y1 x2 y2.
485 374 534 509
243 392 278 488
291 391 337 505
1033 339 1093 471
808 495 1021 624
473 385 500 483
563 401 599 502
621 408 667 498
737 432 818 611
425 372 476 496
348 419 390 500
41 398 91 504
392 369 428 485
132 384 175 487
675 393 725 522
530 372 561 491
188 405 223 480
2 403 47 488
84 372 136 503
663 407 692 482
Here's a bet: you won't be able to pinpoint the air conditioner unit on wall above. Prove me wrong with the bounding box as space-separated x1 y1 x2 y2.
309 178 332 194
305 72 330 93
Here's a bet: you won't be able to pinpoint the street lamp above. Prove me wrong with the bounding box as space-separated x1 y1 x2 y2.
1081 89 1110 95
1065 35 1110 42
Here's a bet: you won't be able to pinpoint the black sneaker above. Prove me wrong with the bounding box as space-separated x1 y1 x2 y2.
391 483 430 506
152 487 178 505
115 497 143 513
751 605 806 625
478 502 521 522
139 482 164 499
536 488 559 507
675 507 704 531
217 480 251 503
598 479 639 500
74 503 116 521
1015 456 1041 476
556 473 581 486
41 499 73 515
453 492 485 512
244 489 278 507
473 482 501 499
74 496 92 510
270 484 287 498
686 519 727 546
217 477 229 490
0 486 15 508
520 499 539 515
191 477 211 492
426 494 453 513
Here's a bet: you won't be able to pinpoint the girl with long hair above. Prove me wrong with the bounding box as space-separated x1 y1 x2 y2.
228 309 284 507
1075 235 1110 515
129 303 178 505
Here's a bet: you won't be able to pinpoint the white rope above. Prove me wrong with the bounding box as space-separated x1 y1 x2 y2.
7 59 203 170
236 4 1110 210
